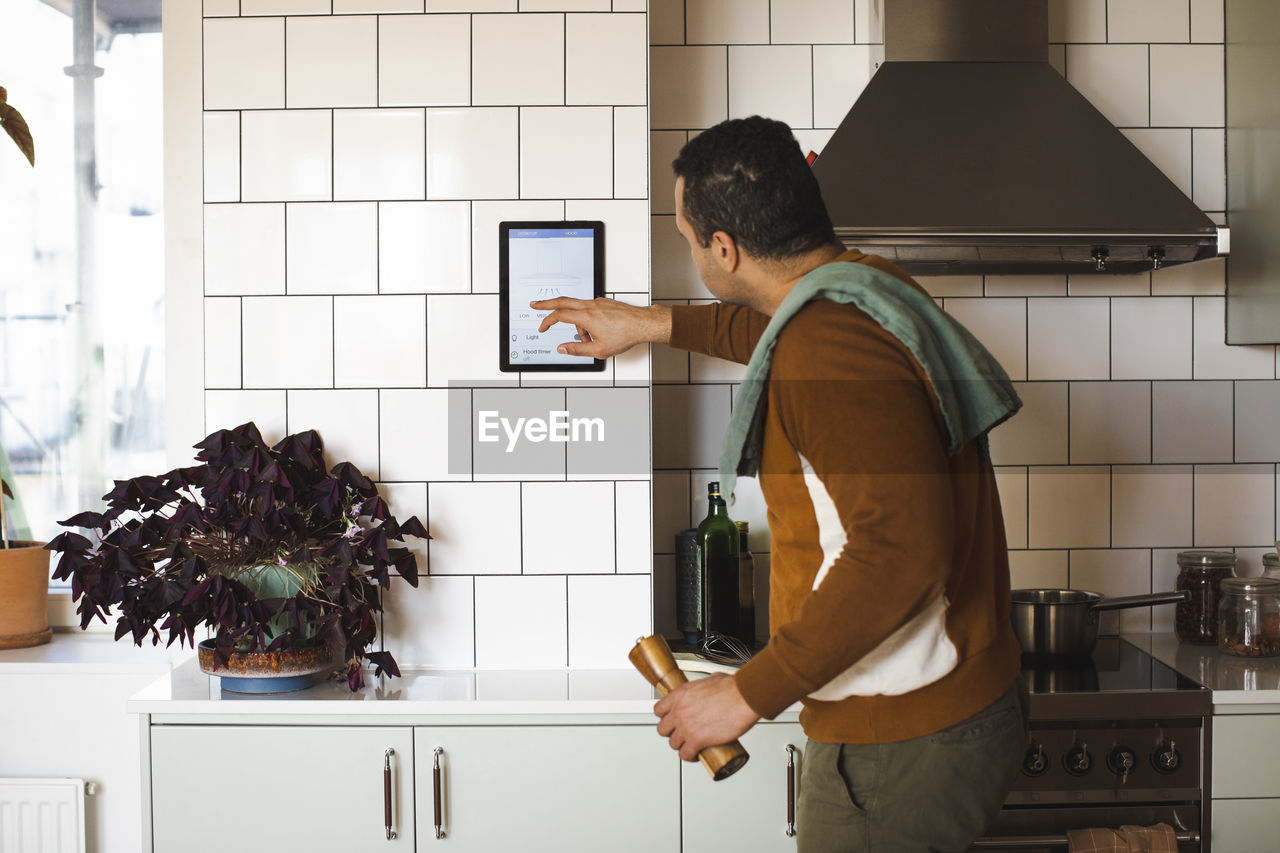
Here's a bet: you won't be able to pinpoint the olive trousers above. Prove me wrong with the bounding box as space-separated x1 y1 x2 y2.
796 680 1028 853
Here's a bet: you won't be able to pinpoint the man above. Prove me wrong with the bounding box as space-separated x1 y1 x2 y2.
533 116 1026 852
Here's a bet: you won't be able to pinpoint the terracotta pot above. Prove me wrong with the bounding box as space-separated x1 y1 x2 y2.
0 541 52 649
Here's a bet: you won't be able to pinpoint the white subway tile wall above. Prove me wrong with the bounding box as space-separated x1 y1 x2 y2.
285 16 378 109
286 390 380 475
241 295 335 388
285 202 379 294
649 0 1272 642
728 45 813 128
204 203 285 295
378 201 472 294
378 15 472 107
566 14 648 106
193 0 1268 665
520 107 615 199
204 298 243 389
473 576 568 667
240 109 333 201
567 574 652 667
687 0 767 45
205 390 288 442
198 3 651 668
425 107 520 200
613 107 651 198
333 109 427 201
203 18 284 110
202 112 240 202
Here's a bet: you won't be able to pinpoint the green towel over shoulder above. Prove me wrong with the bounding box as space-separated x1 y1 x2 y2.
719 261 1022 502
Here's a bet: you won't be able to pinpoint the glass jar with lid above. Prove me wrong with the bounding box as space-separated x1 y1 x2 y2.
1175 550 1236 644
1263 552 1280 581
1217 577 1280 657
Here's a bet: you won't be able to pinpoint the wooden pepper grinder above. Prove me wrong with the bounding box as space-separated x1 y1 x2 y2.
629 635 750 781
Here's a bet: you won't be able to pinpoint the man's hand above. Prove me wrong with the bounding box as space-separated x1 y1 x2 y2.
654 673 759 762
531 297 672 359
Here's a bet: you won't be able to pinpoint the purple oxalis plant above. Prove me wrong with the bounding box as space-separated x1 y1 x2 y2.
47 422 430 690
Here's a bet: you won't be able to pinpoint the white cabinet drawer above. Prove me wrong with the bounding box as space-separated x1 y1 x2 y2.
150 725 415 853
1212 714 1280 798
1211 798 1280 852
416 724 680 852
683 722 805 852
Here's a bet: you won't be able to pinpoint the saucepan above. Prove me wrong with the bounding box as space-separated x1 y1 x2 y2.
1011 588 1189 658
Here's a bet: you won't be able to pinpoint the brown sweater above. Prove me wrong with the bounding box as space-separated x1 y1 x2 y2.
668 251 1021 744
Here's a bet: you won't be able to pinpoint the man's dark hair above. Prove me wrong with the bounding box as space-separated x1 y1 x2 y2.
672 116 837 262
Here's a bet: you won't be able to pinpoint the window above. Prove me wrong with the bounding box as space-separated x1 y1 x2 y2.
0 0 163 558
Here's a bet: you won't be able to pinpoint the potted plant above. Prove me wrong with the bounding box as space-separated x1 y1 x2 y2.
47 422 430 692
0 472 53 649
0 86 47 649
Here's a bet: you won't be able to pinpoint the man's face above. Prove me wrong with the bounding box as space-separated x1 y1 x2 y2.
674 177 739 303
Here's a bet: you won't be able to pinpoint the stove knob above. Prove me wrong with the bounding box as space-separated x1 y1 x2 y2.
1063 743 1092 776
1152 740 1181 774
1022 743 1048 777
1107 746 1136 784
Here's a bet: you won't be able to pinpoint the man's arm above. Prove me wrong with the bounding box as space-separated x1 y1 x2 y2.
532 297 672 359
532 298 770 365
666 302 770 365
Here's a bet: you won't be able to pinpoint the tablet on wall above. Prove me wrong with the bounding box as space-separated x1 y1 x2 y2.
499 221 606 373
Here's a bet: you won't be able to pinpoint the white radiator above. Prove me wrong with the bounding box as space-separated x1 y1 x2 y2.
0 779 86 853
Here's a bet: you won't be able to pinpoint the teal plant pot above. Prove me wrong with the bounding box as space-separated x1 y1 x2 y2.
198 563 334 693
240 562 318 642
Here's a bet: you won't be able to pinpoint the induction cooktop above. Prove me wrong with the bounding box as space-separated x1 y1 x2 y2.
1021 637 1209 720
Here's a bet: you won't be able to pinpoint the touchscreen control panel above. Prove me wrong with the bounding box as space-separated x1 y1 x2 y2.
499 221 605 372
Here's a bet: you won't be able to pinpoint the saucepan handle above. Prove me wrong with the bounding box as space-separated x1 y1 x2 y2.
1091 590 1189 612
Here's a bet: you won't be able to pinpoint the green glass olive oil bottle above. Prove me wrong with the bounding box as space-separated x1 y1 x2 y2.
697 482 740 641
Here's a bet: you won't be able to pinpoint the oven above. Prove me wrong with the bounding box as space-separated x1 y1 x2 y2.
969 638 1211 852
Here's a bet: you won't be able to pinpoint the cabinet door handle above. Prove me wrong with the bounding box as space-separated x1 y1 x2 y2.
383 748 398 840
433 746 446 839
785 744 798 838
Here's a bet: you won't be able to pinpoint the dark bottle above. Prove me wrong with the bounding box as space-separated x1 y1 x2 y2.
674 528 702 644
736 521 757 648
697 482 740 640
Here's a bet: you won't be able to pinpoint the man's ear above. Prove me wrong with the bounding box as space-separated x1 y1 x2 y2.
709 230 739 273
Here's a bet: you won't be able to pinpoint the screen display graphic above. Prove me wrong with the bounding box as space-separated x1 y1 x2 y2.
500 221 605 372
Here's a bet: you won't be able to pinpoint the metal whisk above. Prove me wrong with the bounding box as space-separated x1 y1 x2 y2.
696 631 755 665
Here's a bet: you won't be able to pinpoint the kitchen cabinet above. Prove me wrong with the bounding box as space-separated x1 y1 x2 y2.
149 725 416 852
135 663 805 852
416 724 680 851
146 720 681 853
143 717 809 852
682 722 805 852
1210 708 1280 853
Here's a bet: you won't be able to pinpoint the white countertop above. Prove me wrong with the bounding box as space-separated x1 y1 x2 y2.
28 631 1275 716
129 636 1280 719
1125 632 1280 706
129 657 666 719
0 632 171 675
129 656 804 722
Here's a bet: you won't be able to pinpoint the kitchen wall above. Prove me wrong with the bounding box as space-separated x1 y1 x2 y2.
648 0 1268 638
172 0 653 670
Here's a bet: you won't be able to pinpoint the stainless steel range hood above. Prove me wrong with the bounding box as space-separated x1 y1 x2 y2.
811 0 1226 275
